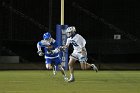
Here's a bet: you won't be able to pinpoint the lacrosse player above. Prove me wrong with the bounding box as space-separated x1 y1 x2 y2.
60 26 98 82
37 32 68 81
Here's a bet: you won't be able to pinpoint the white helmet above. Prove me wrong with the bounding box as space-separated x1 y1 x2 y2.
66 26 76 37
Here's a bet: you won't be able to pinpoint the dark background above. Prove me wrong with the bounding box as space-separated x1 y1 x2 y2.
0 0 140 68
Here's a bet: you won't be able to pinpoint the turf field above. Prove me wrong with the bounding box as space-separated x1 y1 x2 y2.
0 70 140 93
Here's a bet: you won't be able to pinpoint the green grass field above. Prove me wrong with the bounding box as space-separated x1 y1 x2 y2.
0 70 140 93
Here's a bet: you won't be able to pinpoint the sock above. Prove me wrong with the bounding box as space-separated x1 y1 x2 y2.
70 73 74 79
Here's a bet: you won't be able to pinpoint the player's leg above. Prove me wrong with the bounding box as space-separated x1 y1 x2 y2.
52 65 57 75
80 61 98 72
46 64 52 69
45 58 57 75
86 63 98 72
78 53 98 72
80 62 89 70
45 58 52 69
78 53 89 70
58 65 68 81
55 57 68 81
51 61 57 75
68 55 77 82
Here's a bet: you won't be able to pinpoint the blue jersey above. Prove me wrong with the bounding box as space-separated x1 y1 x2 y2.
37 38 59 57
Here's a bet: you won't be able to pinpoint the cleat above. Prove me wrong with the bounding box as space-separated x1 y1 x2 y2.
91 64 98 72
67 78 75 82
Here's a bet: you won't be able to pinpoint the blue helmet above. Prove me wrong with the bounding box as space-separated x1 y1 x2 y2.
43 32 51 40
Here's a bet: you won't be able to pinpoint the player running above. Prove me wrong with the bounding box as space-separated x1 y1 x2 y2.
37 32 68 81
60 26 98 82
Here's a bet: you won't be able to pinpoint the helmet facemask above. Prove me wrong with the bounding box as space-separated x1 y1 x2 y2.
66 26 76 38
66 32 72 38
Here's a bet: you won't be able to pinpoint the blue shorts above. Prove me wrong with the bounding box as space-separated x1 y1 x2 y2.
45 57 62 66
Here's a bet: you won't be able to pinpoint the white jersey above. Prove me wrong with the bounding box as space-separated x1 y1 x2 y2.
66 34 86 53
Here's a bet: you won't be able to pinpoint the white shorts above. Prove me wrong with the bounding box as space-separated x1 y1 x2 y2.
70 51 88 63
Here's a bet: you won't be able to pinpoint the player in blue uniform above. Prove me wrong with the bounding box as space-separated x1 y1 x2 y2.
37 32 68 81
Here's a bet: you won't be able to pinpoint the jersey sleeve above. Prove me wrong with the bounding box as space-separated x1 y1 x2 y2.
37 41 42 51
78 35 86 48
37 40 48 51
40 40 50 46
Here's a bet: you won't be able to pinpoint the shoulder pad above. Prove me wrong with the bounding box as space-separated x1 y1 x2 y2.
41 40 50 46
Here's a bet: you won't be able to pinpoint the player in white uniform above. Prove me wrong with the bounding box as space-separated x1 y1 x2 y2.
61 26 98 82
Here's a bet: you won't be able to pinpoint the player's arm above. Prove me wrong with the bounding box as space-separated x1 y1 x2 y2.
78 36 87 55
58 44 69 51
59 38 70 51
48 39 62 54
51 39 70 54
49 45 69 54
37 42 44 56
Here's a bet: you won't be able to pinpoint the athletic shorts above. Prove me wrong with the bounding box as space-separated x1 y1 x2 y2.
70 52 88 63
45 57 62 66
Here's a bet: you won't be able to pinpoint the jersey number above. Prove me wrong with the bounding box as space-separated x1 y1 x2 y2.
71 40 78 46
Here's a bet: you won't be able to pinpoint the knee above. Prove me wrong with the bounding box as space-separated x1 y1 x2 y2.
68 58 76 68
68 62 73 67
46 64 52 69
